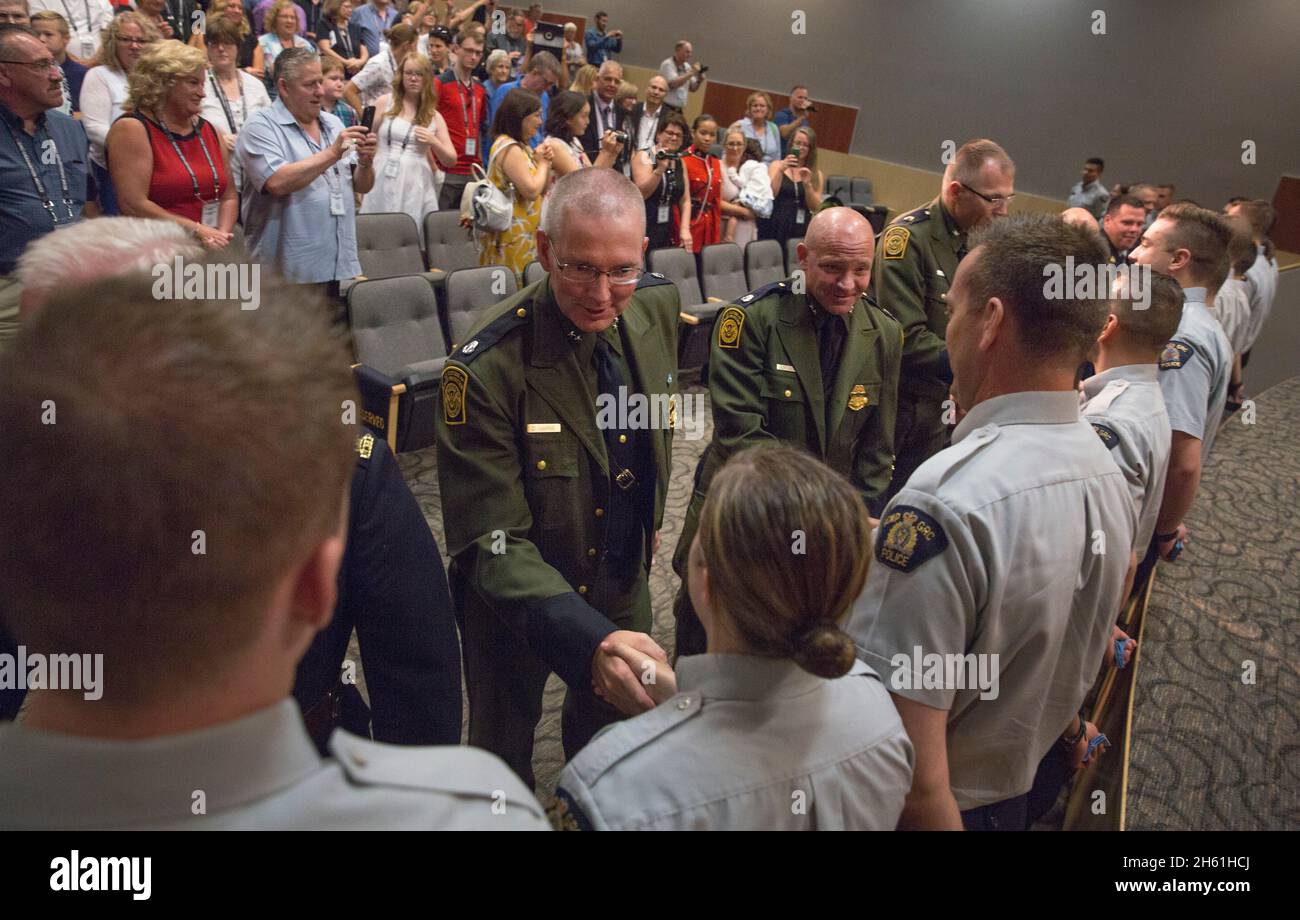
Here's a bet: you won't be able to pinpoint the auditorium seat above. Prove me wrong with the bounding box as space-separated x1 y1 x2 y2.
424 210 481 278
745 239 786 289
349 276 448 452
700 242 749 304
849 177 874 206
445 265 519 350
785 237 803 273
650 247 722 373
523 260 547 287
827 174 851 201
345 213 440 299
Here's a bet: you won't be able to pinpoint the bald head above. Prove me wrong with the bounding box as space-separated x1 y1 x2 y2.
797 208 875 315
1060 207 1098 231
540 166 645 242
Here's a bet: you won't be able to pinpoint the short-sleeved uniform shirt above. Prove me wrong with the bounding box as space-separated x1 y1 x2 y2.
1158 288 1231 459
0 700 549 830
553 655 914 830
1242 246 1279 350
1082 364 1172 553
847 391 1136 809
237 99 361 283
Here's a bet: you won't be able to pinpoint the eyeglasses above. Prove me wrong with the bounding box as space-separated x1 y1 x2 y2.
0 57 58 72
118 37 154 46
959 181 1015 206
552 258 643 286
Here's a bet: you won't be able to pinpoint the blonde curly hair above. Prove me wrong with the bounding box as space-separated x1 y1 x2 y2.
99 12 162 73
124 40 209 115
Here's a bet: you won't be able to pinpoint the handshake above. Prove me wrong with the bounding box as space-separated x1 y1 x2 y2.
591 630 679 715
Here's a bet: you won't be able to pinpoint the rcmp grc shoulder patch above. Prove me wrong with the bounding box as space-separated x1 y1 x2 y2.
876 505 948 572
717 306 746 349
1159 339 1194 370
441 366 468 425
882 226 910 260
1091 422 1121 450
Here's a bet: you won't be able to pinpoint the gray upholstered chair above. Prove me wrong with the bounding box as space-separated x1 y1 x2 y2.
349 275 449 452
445 265 519 350
700 242 749 305
744 239 787 289
649 246 723 373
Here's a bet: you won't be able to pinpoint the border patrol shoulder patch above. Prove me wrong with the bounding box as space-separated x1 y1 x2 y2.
876 504 949 572
1091 422 1121 450
441 366 468 425
549 786 594 831
356 432 375 460
1159 339 1194 370
882 226 910 260
717 306 746 349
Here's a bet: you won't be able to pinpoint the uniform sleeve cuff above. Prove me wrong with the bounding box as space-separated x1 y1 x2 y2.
521 592 618 690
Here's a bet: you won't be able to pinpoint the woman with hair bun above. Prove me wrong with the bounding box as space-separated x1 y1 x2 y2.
552 445 914 831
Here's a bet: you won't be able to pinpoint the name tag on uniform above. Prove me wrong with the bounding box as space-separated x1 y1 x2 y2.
657 202 670 224
384 156 400 178
526 423 562 434
330 190 346 216
201 199 219 227
775 363 796 373
464 137 477 157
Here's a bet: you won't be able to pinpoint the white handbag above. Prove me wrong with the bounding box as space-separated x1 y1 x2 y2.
460 141 517 233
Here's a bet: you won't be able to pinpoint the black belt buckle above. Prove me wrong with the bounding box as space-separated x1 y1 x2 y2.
614 468 637 490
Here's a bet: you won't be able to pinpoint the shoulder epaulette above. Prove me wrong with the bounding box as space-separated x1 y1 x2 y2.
636 271 675 290
896 206 931 226
451 300 532 365
733 279 791 308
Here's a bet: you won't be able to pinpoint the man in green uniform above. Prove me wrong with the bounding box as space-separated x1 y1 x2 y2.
435 169 681 787
877 138 1015 501
671 207 903 658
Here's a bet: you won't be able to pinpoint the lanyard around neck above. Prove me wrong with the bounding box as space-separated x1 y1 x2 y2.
3 114 75 226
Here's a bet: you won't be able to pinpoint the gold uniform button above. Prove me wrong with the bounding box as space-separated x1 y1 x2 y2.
578 585 588 595
536 460 547 471
516 307 527 317
588 548 597 557
594 508 604 517
783 389 793 398
618 434 628 443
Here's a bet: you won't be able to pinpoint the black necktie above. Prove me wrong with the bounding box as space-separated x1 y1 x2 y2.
817 313 845 386
593 334 642 560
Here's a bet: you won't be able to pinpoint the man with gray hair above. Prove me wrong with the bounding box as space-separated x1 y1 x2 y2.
435 168 681 787
580 58 626 164
875 137 1015 502
658 39 704 112
237 48 377 290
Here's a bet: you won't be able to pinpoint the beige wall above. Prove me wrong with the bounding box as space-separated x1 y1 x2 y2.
621 64 1064 219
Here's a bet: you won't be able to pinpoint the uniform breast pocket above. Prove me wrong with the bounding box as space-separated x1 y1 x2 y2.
523 432 582 532
761 370 804 404
924 284 950 332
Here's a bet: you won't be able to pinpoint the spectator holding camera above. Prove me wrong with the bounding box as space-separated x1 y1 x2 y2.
541 89 618 187
658 39 703 112
761 124 823 243
630 109 690 250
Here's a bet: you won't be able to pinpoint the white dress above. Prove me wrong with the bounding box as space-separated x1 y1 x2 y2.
359 112 441 241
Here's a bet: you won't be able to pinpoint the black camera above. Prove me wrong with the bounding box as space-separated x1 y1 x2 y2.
610 130 628 144
697 65 709 74
655 150 682 161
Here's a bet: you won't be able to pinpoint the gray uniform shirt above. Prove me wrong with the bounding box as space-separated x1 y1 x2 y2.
0 700 549 830
553 655 914 830
847 391 1136 809
1082 364 1172 554
1158 288 1231 459
1242 246 1279 350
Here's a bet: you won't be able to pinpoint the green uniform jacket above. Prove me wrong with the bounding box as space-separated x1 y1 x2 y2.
875 196 964 401
435 274 680 690
694 277 903 511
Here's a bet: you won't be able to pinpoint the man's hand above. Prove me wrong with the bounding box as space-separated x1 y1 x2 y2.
333 124 371 160
1110 625 1135 668
354 127 379 166
1070 720 1108 771
591 630 669 715
599 130 623 156
598 636 678 706
1157 522 1188 561
609 29 623 38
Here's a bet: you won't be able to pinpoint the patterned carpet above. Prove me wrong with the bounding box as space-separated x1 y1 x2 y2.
393 381 713 801
1126 376 1300 830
